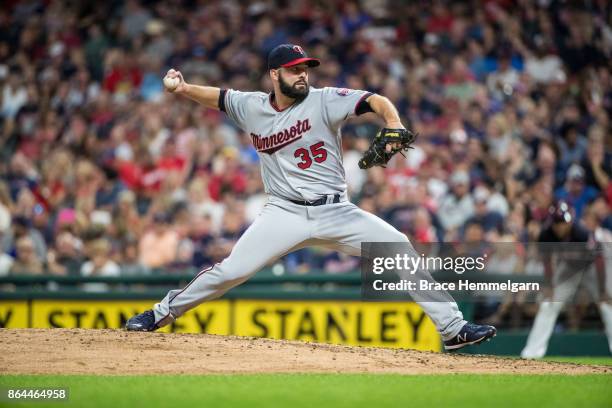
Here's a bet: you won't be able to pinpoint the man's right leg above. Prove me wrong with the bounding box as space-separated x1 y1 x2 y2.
128 196 311 330
311 201 468 341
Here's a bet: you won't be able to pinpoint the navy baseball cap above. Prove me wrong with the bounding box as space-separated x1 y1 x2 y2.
267 44 320 70
549 201 572 224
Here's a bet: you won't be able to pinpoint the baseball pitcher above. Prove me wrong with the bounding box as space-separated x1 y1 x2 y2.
126 44 497 350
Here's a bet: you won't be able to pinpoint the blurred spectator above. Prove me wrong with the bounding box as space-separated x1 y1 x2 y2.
0 252 13 276
340 1 371 37
482 234 527 328
412 207 436 243
523 41 564 85
9 235 43 275
486 52 519 100
589 196 612 232
110 190 142 243
80 238 120 292
121 0 152 40
485 113 513 163
438 171 474 236
1 69 27 119
188 213 215 268
0 0 607 294
0 181 13 233
140 55 164 102
167 238 196 273
555 164 599 219
1 215 47 262
464 185 504 235
581 126 611 192
46 231 83 276
187 178 225 234
138 212 179 269
120 240 149 276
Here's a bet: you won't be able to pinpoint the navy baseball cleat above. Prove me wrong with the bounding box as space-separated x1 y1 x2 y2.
125 310 159 331
444 323 496 351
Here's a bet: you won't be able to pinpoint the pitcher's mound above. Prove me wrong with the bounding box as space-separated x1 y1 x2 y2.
0 328 608 375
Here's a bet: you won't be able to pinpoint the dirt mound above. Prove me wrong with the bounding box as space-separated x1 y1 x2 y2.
0 328 609 375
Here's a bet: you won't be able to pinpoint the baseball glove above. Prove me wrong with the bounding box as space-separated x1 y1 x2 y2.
358 128 417 169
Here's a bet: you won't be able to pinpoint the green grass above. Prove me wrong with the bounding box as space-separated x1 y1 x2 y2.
1 374 611 408
543 356 612 366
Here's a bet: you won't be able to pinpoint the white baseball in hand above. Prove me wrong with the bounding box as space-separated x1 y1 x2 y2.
163 75 180 91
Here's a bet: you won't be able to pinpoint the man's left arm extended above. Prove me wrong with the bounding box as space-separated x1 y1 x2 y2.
366 94 405 129
356 94 417 169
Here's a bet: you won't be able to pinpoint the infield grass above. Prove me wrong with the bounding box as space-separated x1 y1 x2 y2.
1 373 611 408
543 356 612 366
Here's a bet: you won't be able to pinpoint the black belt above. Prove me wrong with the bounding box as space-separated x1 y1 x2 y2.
289 194 341 206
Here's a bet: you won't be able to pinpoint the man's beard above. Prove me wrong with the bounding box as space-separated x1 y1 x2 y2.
278 73 309 101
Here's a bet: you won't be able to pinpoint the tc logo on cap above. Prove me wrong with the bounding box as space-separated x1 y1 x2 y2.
267 44 321 69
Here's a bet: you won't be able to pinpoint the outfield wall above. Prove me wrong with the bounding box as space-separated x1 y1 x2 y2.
0 271 609 356
0 299 441 351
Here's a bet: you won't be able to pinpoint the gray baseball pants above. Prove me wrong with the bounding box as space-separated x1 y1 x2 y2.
153 195 467 340
521 261 612 358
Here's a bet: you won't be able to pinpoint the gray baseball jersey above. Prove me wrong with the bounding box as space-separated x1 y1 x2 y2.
221 87 371 201
150 86 467 342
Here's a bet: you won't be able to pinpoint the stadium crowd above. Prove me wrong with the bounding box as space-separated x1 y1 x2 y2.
0 0 610 291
